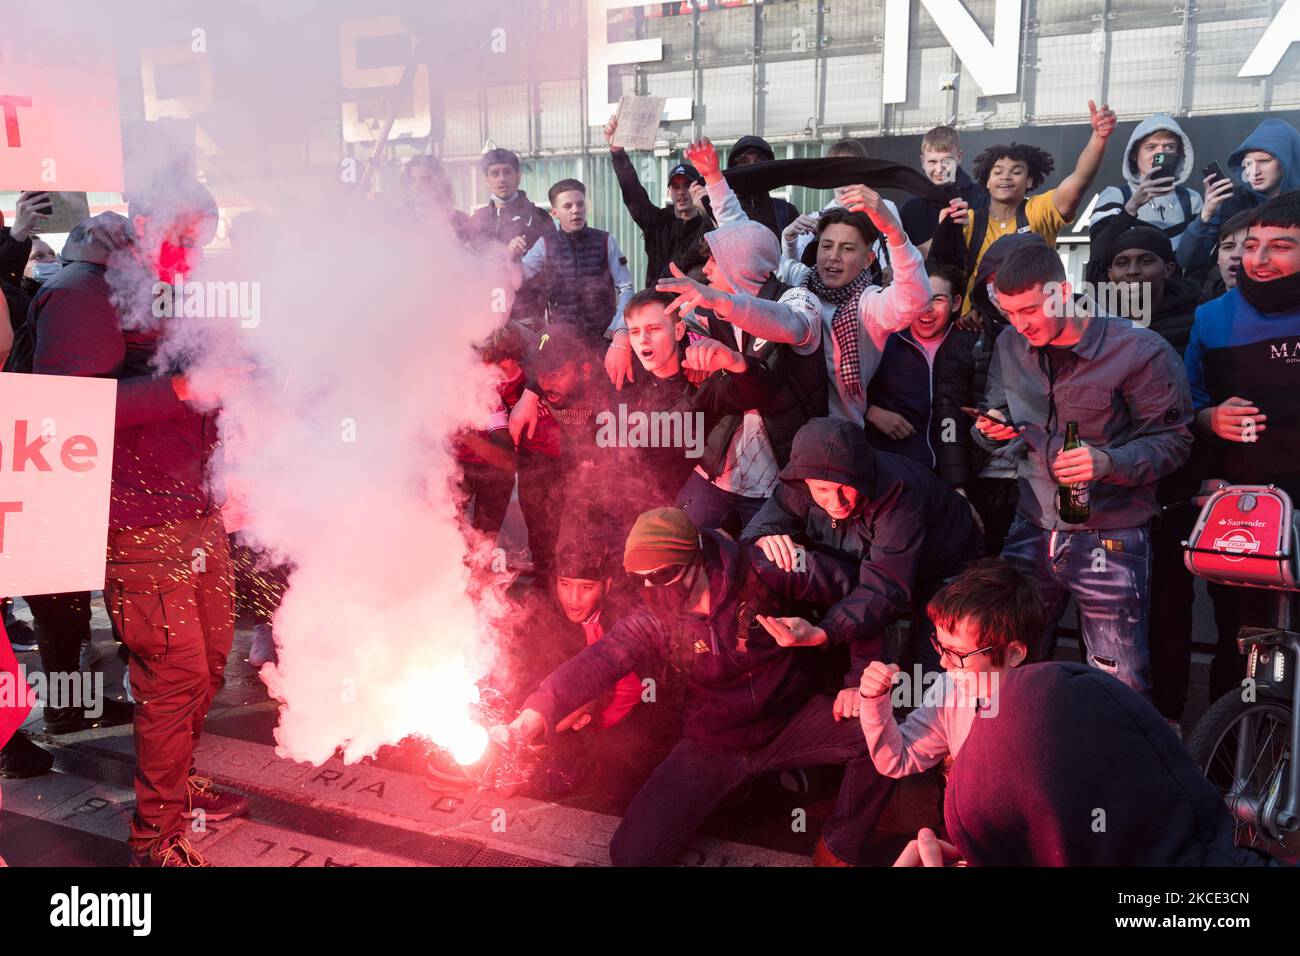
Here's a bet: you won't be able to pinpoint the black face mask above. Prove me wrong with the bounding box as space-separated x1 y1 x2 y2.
1237 267 1300 315
637 559 704 627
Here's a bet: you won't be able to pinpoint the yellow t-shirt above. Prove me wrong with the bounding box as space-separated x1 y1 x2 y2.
962 189 1070 309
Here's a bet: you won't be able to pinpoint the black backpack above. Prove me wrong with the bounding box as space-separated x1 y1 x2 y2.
965 202 1030 276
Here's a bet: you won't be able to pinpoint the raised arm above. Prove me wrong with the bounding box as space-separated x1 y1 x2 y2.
687 137 748 225
838 186 933 337
32 284 189 430
606 114 662 231
1053 100 1118 223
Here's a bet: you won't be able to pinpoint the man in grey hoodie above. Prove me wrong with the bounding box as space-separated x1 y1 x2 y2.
1088 113 1204 255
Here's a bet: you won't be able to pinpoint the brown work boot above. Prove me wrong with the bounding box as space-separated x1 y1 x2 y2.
130 832 211 868
812 835 854 867
183 773 250 822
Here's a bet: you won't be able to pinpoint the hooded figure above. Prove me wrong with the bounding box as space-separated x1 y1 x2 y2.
743 417 982 682
705 218 779 297
1178 118 1300 275
689 220 829 477
944 661 1278 866
727 136 800 238
1088 114 1202 251
1094 225 1200 352
1228 118 1300 209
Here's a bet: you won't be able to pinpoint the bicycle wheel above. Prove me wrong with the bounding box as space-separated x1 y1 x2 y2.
1188 692 1293 856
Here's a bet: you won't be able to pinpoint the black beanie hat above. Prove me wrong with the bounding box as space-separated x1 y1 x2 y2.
1100 225 1175 270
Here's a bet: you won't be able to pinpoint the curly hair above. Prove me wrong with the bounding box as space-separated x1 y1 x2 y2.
972 143 1056 192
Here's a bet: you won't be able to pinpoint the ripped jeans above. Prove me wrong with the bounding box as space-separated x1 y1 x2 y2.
1000 515 1152 698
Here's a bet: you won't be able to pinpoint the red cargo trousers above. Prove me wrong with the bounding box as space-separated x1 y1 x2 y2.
104 511 234 844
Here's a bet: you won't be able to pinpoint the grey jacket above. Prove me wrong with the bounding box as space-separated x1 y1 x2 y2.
974 312 1193 531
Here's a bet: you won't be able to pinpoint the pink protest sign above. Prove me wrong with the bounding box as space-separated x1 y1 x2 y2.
0 10 125 192
0 372 116 596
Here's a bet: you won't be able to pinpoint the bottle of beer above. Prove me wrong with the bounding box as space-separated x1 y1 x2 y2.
1057 420 1091 524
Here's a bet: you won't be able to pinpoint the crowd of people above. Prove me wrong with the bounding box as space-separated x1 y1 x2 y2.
3 101 1300 868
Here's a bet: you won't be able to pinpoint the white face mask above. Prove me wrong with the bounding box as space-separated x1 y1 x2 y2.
32 260 62 281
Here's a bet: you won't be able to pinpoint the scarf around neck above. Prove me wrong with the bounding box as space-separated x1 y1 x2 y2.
1237 267 1300 315
804 265 876 400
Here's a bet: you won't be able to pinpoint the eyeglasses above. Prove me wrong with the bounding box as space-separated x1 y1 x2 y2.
628 564 691 589
930 635 993 669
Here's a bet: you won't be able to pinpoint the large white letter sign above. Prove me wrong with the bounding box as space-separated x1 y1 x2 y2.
587 0 692 128
1239 0 1300 78
884 0 1023 104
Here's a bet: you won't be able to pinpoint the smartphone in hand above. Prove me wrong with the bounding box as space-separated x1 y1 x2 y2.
19 190 54 217
1145 153 1178 184
961 405 1018 431
1202 161 1227 184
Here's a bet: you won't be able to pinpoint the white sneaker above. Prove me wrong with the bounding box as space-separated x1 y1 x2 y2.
122 663 135 704
249 625 278 668
79 639 113 672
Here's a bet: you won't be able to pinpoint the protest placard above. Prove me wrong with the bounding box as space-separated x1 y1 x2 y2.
0 9 125 191
611 94 667 150
0 373 116 596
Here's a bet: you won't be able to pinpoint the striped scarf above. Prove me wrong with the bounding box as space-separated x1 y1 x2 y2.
803 266 875 401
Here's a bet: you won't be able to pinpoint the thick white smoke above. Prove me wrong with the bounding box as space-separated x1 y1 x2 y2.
207 203 512 765
12 0 533 766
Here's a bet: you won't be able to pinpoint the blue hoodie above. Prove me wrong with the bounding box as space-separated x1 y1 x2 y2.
1185 286 1300 499
1228 118 1300 201
1178 118 1300 273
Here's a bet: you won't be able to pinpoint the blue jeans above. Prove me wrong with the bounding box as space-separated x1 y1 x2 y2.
1000 514 1153 697
676 471 766 538
609 693 895 866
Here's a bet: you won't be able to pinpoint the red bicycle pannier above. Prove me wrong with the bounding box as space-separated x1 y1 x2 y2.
1184 485 1297 590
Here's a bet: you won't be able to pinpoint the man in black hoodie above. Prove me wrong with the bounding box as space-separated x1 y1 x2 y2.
604 114 713 287
727 135 800 238
742 418 983 703
938 662 1275 866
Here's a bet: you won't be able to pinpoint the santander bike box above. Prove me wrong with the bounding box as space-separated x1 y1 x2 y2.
1184 485 1298 590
